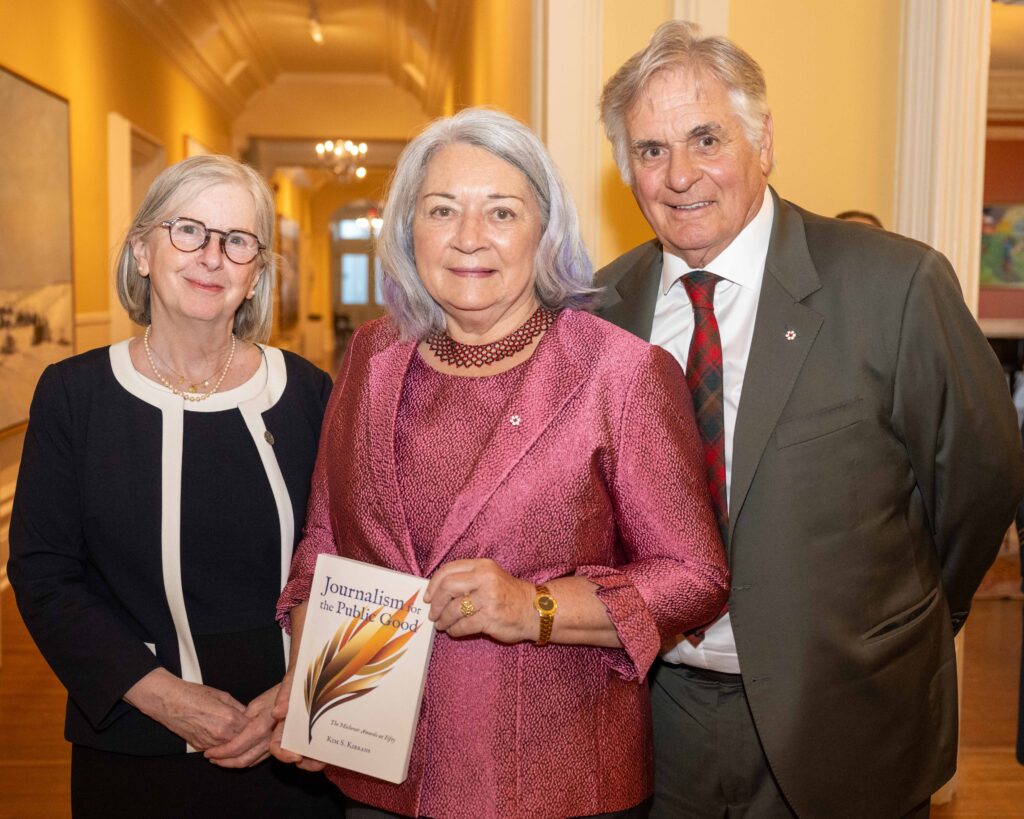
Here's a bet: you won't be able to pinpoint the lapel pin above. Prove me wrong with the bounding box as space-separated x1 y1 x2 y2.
509 415 522 426
784 328 798 341
264 429 275 445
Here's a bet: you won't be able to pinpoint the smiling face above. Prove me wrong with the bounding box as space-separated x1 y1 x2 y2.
412 143 543 339
133 181 262 332
626 67 773 268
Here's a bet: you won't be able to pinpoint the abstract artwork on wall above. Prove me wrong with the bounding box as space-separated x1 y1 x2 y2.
0 66 74 433
981 204 1024 287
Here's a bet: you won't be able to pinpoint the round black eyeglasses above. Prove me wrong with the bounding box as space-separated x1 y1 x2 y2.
161 217 265 265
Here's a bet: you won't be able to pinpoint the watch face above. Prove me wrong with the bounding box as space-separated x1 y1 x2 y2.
537 596 555 613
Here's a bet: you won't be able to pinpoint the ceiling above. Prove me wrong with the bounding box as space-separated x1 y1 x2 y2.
122 0 1024 110
992 1 1024 72
990 1 1024 122
115 0 466 119
118 0 1024 173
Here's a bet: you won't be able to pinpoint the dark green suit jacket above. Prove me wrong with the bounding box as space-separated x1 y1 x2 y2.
596 191 1024 818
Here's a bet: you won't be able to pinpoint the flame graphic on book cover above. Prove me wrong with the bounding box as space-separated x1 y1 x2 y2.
303 590 421 743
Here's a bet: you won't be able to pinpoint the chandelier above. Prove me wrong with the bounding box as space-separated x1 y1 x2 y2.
315 139 368 181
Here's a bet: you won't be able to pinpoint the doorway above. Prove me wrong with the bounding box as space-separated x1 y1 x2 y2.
330 200 386 360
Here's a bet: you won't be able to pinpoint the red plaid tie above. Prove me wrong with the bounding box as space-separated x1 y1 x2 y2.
682 272 729 545
681 272 729 646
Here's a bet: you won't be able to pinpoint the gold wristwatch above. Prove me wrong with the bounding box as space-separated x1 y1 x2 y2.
533 585 557 646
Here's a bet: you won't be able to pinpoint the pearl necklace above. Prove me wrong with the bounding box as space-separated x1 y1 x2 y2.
143 325 236 402
151 350 221 393
425 307 556 368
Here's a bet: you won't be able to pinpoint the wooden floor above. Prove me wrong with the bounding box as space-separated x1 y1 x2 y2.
932 597 1024 819
0 586 71 819
0 588 1022 817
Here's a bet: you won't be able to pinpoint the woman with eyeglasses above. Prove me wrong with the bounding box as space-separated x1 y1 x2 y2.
8 155 343 817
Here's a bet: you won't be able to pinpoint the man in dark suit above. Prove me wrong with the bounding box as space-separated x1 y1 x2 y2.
596 21 1024 819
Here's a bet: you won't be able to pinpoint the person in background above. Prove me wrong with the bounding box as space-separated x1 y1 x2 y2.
597 21 1024 819
271 107 729 819
836 209 884 228
9 155 342 818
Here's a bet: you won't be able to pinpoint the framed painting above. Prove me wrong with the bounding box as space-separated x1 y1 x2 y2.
981 204 1024 287
0 66 74 433
277 216 300 334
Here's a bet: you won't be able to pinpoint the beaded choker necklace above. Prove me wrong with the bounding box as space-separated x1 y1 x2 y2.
143 325 236 402
426 307 556 368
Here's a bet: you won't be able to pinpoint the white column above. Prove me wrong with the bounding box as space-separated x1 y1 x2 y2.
673 0 729 36
895 5 991 805
894 0 990 316
532 0 604 261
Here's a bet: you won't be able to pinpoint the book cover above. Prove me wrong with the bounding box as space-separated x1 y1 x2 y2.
280 554 436 784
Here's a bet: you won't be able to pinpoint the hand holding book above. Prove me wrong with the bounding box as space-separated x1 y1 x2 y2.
270 601 327 773
277 557 435 783
274 554 629 783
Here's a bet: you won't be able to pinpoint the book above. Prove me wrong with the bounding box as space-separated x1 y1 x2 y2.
280 554 436 784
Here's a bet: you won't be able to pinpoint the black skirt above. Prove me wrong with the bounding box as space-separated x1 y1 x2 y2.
71 744 345 819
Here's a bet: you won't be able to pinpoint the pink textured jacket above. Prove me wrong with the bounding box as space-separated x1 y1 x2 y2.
278 309 728 819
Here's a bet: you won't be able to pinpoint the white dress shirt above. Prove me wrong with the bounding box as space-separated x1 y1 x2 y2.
655 189 774 672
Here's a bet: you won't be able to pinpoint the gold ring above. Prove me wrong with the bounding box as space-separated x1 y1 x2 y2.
459 597 477 618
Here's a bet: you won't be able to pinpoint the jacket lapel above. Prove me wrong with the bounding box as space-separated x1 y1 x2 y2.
366 340 420 574
728 193 823 551
420 316 589 576
598 240 663 342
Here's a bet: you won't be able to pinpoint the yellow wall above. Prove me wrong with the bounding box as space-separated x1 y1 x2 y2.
728 0 901 227
274 171 308 225
598 0 673 264
0 0 232 318
451 0 532 123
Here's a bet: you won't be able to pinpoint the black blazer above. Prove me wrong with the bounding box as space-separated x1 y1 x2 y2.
9 344 331 754
596 191 1024 818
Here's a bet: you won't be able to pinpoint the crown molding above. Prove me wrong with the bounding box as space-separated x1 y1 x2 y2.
113 0 266 118
988 125 1024 139
273 71 394 86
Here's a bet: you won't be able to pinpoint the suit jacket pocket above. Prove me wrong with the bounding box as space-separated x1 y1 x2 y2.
862 588 939 643
775 397 864 448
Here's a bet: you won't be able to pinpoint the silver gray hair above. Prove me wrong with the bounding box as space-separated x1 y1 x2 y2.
115 154 276 342
376 107 594 340
601 20 771 183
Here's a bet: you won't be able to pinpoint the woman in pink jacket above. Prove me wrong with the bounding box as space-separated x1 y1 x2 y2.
272 108 728 819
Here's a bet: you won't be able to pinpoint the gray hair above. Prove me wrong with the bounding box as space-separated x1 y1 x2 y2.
600 20 771 183
376 107 594 340
115 154 276 342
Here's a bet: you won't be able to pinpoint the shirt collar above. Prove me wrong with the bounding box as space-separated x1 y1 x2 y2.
660 188 775 295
